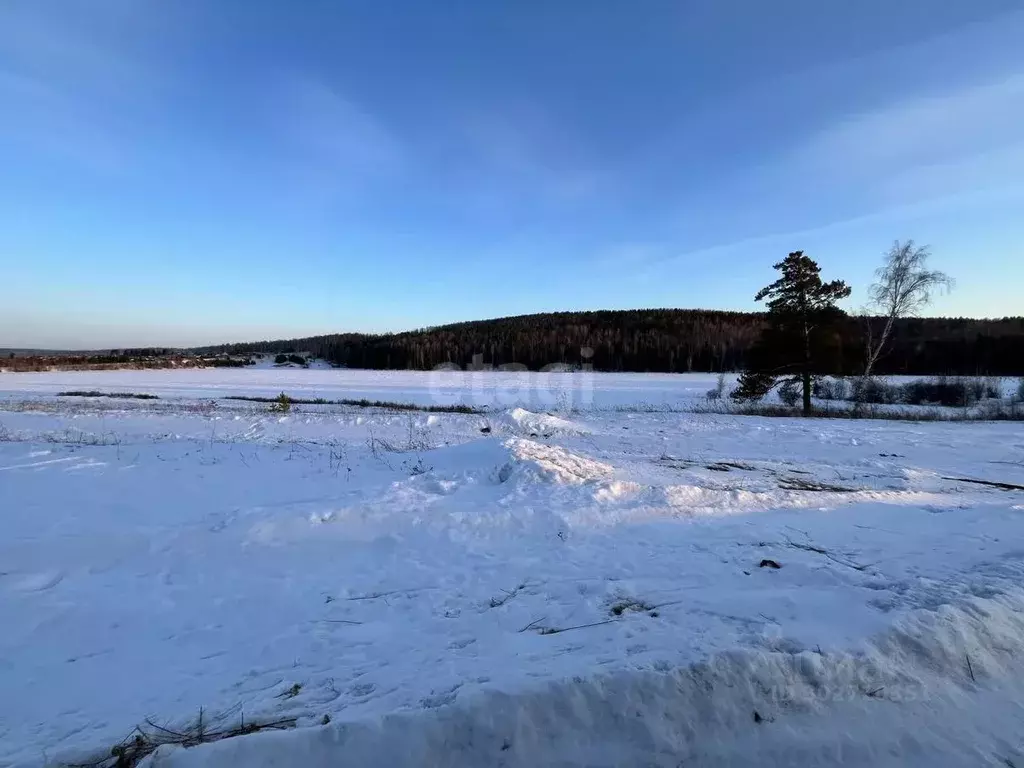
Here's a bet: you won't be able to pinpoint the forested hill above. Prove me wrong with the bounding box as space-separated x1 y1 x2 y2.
198 310 1024 375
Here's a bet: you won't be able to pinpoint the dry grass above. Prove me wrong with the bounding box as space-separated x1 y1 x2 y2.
777 476 858 493
66 707 297 768
223 395 480 414
702 401 1024 422
705 460 759 472
58 391 158 400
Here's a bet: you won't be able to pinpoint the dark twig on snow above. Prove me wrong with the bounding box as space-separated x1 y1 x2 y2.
784 536 871 572
942 476 1024 492
277 683 302 699
142 719 184 740
343 590 401 601
535 619 616 636
518 617 547 633
489 582 527 608
778 476 857 493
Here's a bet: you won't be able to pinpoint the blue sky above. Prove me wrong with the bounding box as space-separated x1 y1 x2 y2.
2 1 1022 348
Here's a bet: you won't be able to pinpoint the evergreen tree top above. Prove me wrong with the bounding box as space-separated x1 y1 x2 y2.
755 251 852 318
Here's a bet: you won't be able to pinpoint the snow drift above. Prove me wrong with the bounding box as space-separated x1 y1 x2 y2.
139 589 1024 767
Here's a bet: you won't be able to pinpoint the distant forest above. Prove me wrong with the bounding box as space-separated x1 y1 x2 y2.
196 310 1024 376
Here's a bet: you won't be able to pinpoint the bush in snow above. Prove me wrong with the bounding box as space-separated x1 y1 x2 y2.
273 392 292 413
813 377 848 401
847 376 1001 408
982 376 1003 400
1016 378 1024 403
851 377 901 405
976 399 1024 421
900 377 980 408
961 376 999 403
705 372 727 401
778 379 801 407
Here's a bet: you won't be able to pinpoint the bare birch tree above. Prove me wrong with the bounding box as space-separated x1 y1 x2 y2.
858 241 953 397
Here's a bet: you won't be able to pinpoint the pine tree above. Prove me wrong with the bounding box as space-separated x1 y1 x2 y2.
733 251 851 414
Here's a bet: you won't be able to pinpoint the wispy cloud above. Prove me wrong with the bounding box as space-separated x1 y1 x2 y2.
455 102 606 206
881 141 1024 207
591 242 669 271
0 0 182 170
276 77 405 179
791 72 1024 197
650 184 1023 276
639 60 1024 276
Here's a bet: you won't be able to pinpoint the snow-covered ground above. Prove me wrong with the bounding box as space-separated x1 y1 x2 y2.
1 370 1023 767
0 367 723 411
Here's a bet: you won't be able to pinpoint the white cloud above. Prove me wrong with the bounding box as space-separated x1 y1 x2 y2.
278 77 405 178
643 64 1024 278
456 103 605 205
790 72 1024 198
646 184 1024 279
593 242 664 267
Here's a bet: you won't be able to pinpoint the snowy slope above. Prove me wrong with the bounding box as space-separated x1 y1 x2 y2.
1 372 1023 767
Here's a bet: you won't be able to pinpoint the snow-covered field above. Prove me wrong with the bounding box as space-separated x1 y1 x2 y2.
0 367 723 411
1 369 1023 767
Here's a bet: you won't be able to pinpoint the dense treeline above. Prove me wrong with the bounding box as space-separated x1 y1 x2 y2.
113 348 175 357
196 310 1024 376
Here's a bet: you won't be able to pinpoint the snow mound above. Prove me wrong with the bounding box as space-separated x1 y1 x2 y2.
386 438 610 493
498 438 611 485
417 437 519 479
416 436 610 487
501 407 590 436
